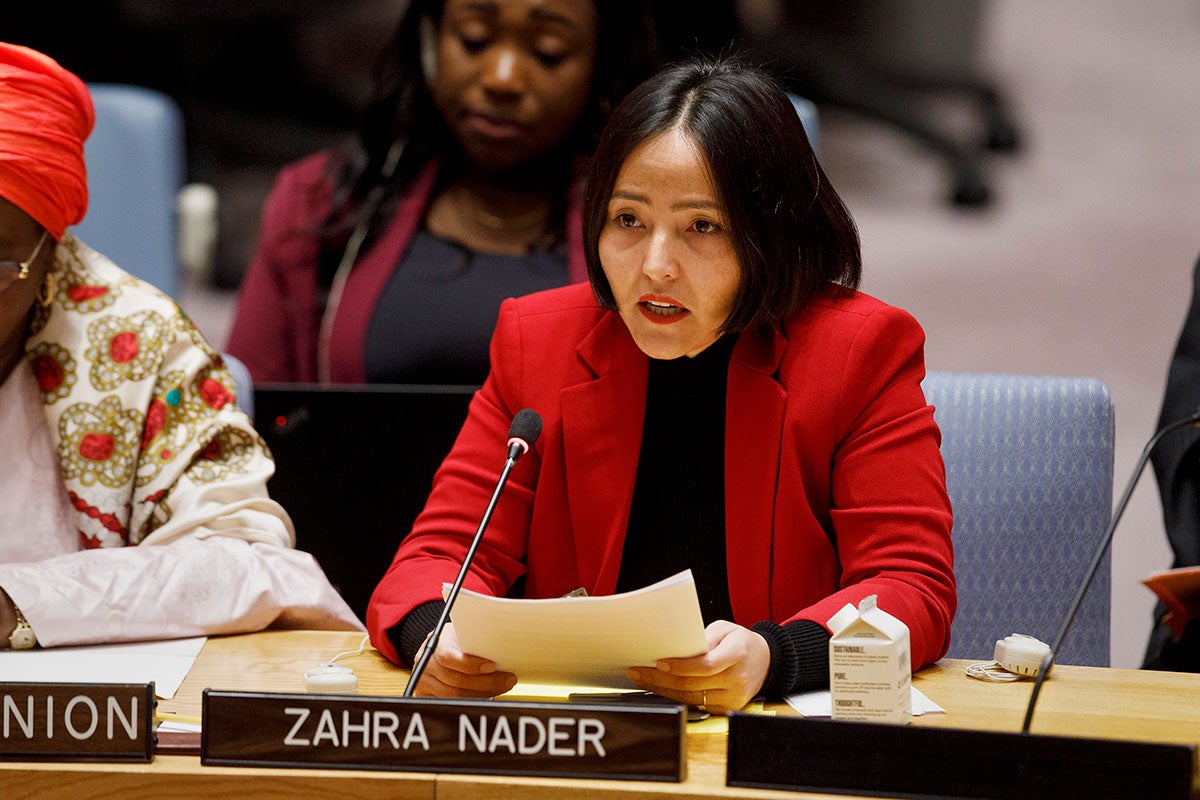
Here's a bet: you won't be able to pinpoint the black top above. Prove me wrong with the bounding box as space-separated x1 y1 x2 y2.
363 229 568 385
615 335 737 623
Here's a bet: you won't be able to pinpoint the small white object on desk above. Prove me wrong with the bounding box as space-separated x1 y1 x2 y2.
827 595 912 724
304 664 359 694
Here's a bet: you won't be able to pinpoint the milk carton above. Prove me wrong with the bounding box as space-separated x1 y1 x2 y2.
827 595 911 724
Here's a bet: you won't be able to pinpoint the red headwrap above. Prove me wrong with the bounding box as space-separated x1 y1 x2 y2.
0 43 94 240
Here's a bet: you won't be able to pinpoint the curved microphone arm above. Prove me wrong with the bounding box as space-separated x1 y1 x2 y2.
403 408 542 698
1021 410 1200 733
403 454 519 698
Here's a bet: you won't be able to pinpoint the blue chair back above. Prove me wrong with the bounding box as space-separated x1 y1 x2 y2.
789 94 820 155
74 83 185 299
223 353 254 422
922 371 1115 666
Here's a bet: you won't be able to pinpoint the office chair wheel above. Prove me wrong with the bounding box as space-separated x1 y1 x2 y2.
985 114 1020 153
950 168 991 208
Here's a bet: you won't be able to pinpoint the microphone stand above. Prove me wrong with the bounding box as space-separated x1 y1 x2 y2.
404 412 540 697
1021 410 1200 732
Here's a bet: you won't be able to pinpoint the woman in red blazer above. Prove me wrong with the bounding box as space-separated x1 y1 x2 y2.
367 57 956 714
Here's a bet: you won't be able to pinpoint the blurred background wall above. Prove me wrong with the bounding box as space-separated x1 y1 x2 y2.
7 0 406 287
812 0 1200 669
7 0 1200 668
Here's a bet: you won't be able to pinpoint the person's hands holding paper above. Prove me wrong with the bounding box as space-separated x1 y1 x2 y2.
410 622 518 698
626 620 770 715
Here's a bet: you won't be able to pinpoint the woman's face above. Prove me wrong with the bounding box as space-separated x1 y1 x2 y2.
598 128 741 360
0 197 51 354
430 0 597 173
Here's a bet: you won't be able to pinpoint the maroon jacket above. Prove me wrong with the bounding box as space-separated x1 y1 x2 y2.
367 282 957 669
226 153 588 383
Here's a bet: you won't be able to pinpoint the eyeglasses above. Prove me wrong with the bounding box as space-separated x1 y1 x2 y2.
0 231 50 294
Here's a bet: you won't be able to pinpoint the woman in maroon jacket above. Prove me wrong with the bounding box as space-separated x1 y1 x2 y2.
368 58 956 713
227 0 658 384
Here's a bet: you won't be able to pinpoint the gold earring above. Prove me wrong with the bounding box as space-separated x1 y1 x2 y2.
38 271 55 307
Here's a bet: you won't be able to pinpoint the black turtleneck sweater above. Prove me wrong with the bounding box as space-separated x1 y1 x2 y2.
615 335 737 621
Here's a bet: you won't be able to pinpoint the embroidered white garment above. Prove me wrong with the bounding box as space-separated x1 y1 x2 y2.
0 236 363 645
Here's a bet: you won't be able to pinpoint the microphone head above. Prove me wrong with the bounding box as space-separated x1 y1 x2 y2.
508 408 543 449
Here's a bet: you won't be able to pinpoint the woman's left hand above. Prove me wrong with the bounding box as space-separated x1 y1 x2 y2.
625 620 771 715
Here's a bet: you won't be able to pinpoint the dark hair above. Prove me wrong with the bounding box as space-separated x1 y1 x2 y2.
319 0 659 268
584 57 861 333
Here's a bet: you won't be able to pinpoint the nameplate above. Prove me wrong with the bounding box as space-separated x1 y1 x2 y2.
727 714 1197 800
0 682 155 762
202 690 686 781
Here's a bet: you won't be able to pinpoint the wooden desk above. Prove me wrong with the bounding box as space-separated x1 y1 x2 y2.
2 630 1198 799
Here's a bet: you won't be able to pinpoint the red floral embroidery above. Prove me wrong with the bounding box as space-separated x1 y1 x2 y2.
199 378 232 410
79 433 115 461
68 491 128 539
142 399 166 449
110 331 139 363
30 354 63 392
68 285 109 302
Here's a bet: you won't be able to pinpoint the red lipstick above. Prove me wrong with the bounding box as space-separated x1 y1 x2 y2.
637 295 689 325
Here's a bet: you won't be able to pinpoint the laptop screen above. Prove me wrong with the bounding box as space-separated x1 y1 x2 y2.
254 383 477 621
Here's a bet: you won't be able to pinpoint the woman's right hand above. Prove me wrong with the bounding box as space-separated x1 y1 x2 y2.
409 622 518 698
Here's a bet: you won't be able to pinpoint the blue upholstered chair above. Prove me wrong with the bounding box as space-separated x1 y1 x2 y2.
223 353 254 422
74 83 185 299
922 371 1115 666
789 94 820 155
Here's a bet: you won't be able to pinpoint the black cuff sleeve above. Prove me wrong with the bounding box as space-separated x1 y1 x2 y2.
389 600 447 666
751 619 831 698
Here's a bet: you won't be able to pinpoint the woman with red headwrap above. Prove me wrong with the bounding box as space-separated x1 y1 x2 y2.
0 43 361 649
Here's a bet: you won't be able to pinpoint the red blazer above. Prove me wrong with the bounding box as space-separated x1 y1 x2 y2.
367 282 956 669
226 153 589 383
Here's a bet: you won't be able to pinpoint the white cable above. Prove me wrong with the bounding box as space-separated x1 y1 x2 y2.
965 661 1023 682
325 634 371 668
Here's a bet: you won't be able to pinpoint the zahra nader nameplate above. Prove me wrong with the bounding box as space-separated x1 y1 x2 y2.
0 683 155 761
202 690 685 781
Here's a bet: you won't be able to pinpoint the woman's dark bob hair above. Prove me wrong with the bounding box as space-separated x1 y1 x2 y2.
584 57 861 333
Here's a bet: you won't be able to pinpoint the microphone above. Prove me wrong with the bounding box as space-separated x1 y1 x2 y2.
506 408 543 461
404 408 543 697
1020 407 1200 732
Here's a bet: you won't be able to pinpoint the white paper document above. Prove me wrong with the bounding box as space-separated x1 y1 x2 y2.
449 570 707 687
0 637 206 699
785 686 945 718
